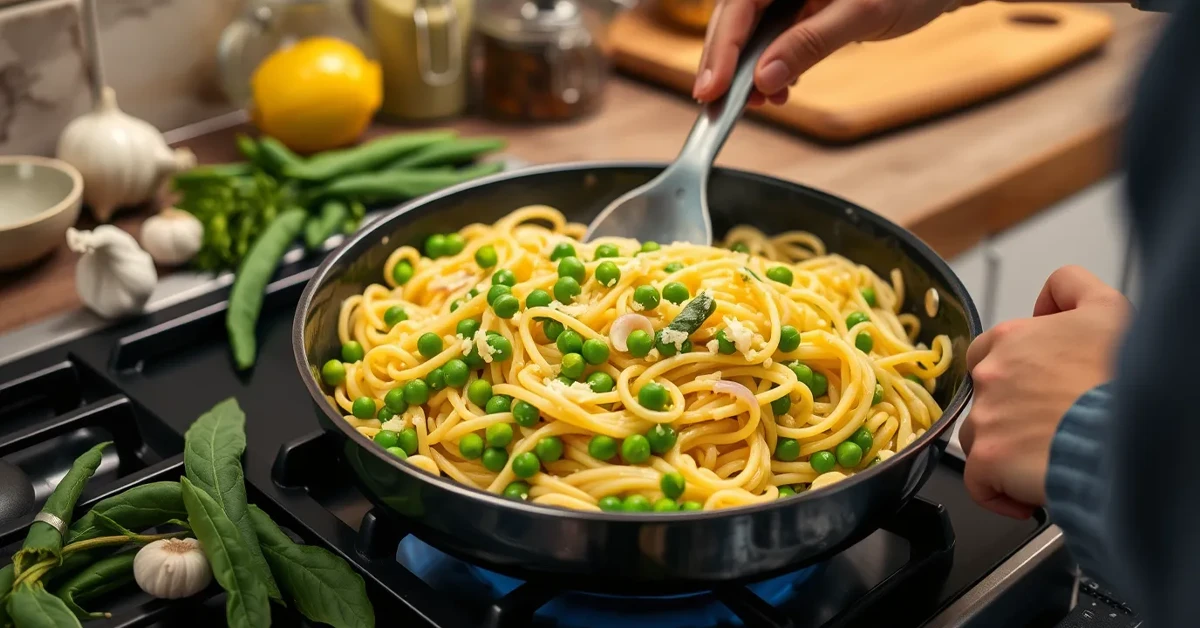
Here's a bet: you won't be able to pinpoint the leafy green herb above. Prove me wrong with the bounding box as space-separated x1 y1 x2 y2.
665 293 717 336
181 478 271 628
66 481 186 544
249 506 374 628
183 399 280 600
7 583 82 628
14 442 110 576
54 553 135 620
0 563 14 625
175 169 300 272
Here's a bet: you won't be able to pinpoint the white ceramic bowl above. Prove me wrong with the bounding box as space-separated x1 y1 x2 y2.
0 156 83 272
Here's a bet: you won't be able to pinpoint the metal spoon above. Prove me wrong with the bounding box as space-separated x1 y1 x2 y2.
585 0 805 245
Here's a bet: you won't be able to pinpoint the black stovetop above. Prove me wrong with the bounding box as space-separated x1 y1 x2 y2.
0 255 1134 627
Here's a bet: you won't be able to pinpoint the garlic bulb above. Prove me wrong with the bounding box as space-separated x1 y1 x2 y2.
141 208 203 266
67 225 158 319
56 86 196 222
134 538 212 600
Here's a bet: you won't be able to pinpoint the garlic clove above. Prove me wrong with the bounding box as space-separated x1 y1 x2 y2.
141 208 204 266
134 537 213 600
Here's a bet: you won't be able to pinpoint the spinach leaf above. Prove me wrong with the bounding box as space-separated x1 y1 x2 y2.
184 399 280 600
181 478 271 628
67 481 186 544
54 553 135 620
7 582 82 628
14 442 110 575
248 506 374 628
0 563 13 626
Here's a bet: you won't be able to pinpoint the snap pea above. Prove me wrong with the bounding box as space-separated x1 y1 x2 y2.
54 553 136 620
387 137 507 169
303 199 350 250
315 162 505 202
285 130 457 181
14 442 109 576
227 207 308 370
255 136 306 176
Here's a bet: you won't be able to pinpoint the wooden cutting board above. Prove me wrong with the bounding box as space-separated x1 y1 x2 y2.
610 2 1113 141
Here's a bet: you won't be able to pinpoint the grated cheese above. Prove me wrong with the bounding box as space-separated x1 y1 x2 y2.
381 418 405 432
659 328 688 352
631 301 645 312
459 336 474 356
472 330 496 363
705 339 719 354
723 317 754 354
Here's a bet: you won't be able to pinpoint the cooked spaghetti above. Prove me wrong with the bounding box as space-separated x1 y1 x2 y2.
319 205 952 512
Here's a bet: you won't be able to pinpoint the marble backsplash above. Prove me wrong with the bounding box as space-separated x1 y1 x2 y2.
0 0 242 156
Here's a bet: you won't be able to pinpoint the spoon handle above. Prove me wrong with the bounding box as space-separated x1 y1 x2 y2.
675 0 807 170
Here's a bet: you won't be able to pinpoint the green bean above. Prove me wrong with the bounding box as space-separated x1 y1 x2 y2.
285 130 457 181
55 553 136 620
387 137 507 169
227 207 308 370
304 200 349 250
172 163 254 187
235 133 260 163
316 162 505 202
256 136 307 176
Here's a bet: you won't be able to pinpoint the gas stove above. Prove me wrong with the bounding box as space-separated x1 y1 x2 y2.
0 250 1138 627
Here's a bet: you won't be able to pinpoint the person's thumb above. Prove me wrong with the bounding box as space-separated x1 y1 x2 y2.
754 0 883 94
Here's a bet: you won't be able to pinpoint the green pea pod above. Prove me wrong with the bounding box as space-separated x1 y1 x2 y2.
235 134 261 163
67 481 186 545
14 443 110 576
226 207 308 371
181 478 271 628
387 137 507 169
54 553 136 620
7 582 81 628
285 130 457 182
256 137 306 176
316 162 505 203
173 163 255 187
249 506 374 628
303 200 349 250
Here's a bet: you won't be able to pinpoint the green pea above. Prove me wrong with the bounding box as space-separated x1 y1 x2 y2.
443 233 466 256
403 379 430 405
580 338 609 365
542 319 565 341
598 495 623 511
397 428 419 455
855 332 874 353
664 262 684 273
457 318 480 338
715 330 737 354
633 285 661 310
622 434 651 464
443 359 469 387
485 395 513 415
660 471 685 499
485 422 513 447
810 372 829 397
851 427 873 452
384 306 408 328
774 437 800 462
872 383 883 405
788 361 814 389
549 242 576 261
342 341 365 363
553 276 581 303
459 433 484 459
417 333 443 358
641 241 661 253
655 330 680 358
386 446 408 460
778 325 801 352
586 371 615 393
560 353 586 380
771 393 792 416
503 481 530 500
426 367 446 391
766 266 794 286
594 244 620 259
557 256 586 282
653 498 678 512
377 406 395 422
588 435 618 460
638 382 669 411
475 245 498 268
810 450 836 473
352 397 376 419
662 282 690 305
424 234 447 258
468 287 480 298
846 311 870 329
321 360 346 386
491 269 516 287
511 452 540 478
481 447 508 472
680 500 703 511
467 379 493 406
860 286 877 307
492 294 520 319
526 289 553 309
513 400 540 427
905 374 923 385
487 335 513 362
836 441 864 468
647 424 677 454
535 436 564 463
556 330 584 355
730 242 750 254
624 495 652 512
374 430 400 449
626 330 653 357
449 299 463 313
384 387 408 413
486 284 511 306
392 260 414 285
778 486 796 498
595 261 621 288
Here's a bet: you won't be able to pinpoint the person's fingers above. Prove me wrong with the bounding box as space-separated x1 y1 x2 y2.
964 456 1036 519
966 325 1006 372
958 417 975 455
754 0 883 94
1032 265 1110 317
748 91 767 106
767 90 789 105
694 0 773 101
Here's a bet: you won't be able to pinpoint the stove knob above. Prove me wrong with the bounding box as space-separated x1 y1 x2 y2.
0 460 35 525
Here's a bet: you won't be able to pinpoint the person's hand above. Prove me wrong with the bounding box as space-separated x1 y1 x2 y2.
959 266 1130 519
694 0 976 106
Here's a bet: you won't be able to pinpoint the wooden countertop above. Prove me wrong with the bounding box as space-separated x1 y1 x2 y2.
0 4 1160 337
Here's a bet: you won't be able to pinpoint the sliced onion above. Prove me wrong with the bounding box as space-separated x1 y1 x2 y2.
610 314 654 352
714 380 759 409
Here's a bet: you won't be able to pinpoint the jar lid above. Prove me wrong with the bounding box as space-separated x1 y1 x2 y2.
478 0 586 43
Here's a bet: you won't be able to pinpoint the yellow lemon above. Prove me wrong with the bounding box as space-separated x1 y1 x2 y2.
251 37 382 154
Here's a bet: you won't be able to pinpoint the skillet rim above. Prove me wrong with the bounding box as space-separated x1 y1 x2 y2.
292 160 983 523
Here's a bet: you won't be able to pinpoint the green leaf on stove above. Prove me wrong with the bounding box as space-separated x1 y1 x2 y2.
67 481 187 544
7 582 82 628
